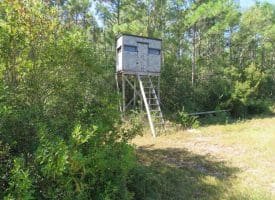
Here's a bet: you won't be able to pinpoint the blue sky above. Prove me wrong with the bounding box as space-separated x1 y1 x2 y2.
240 0 275 10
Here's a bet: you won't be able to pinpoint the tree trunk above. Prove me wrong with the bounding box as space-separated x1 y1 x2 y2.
192 24 196 86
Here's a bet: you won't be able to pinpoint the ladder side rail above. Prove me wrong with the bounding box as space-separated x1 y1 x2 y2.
138 75 156 137
148 77 165 126
149 78 162 110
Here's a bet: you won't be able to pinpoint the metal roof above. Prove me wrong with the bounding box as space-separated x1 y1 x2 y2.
116 33 162 41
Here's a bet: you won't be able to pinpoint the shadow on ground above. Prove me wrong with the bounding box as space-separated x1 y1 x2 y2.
128 146 248 200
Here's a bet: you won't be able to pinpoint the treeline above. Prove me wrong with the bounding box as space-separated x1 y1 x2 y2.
94 0 275 117
0 0 274 199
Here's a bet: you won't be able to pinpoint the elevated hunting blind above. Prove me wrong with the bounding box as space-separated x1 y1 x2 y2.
115 34 165 137
116 34 162 74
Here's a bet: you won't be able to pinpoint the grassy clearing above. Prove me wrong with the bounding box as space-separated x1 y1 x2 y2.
131 116 275 200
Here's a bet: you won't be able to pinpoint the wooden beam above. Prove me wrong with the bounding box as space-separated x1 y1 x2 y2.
124 75 143 99
134 80 136 107
125 97 134 110
122 74 126 112
188 109 230 116
115 73 122 112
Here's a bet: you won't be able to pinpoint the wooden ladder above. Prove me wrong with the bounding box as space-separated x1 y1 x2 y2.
138 74 165 137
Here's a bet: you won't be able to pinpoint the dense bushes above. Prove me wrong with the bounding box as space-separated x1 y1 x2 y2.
178 108 200 129
0 1 139 199
161 61 274 119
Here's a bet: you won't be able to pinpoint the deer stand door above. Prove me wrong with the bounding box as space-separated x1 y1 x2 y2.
137 42 148 72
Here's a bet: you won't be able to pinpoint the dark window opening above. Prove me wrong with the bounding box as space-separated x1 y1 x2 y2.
117 46 122 53
148 48 161 55
124 45 138 52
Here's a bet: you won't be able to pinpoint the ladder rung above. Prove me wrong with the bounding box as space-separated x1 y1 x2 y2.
138 74 165 137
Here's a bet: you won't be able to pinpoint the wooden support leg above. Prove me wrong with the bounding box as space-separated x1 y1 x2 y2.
122 74 126 112
157 76 160 103
134 78 136 107
115 73 122 112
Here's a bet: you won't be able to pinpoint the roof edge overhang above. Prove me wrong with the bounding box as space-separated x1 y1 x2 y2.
116 33 162 41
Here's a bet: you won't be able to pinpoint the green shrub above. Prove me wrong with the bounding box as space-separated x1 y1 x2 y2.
118 111 144 141
200 111 231 125
0 141 12 199
226 63 270 117
128 164 161 200
178 108 200 129
0 1 138 199
246 99 271 115
4 158 34 200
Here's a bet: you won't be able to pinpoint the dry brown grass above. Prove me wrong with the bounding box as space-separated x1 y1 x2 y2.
131 116 275 199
